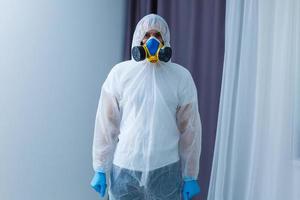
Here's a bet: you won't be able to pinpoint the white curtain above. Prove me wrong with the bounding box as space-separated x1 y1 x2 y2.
208 0 300 199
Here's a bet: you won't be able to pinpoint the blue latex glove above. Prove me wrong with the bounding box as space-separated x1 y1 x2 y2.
182 180 201 200
90 172 107 197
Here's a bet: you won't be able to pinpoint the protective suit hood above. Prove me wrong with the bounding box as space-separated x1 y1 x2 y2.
131 14 171 62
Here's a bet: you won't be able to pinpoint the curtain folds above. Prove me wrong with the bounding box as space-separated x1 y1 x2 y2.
208 0 300 199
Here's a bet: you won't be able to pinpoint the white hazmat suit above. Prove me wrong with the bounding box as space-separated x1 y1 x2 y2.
92 14 202 199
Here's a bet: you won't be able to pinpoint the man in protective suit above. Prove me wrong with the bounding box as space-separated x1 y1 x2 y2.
91 14 202 200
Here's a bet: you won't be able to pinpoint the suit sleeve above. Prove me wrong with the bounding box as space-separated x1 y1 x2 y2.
176 71 202 179
92 68 121 173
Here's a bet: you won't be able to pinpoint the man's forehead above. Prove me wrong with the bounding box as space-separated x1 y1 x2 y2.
145 29 160 34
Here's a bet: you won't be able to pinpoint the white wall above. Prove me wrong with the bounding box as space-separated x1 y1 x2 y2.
0 1 125 199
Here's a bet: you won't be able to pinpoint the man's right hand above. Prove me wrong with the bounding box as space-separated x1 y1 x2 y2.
90 172 107 197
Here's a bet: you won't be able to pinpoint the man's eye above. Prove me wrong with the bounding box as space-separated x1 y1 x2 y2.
154 32 161 38
144 33 150 38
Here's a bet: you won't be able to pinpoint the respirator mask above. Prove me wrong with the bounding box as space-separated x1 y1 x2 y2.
132 36 172 63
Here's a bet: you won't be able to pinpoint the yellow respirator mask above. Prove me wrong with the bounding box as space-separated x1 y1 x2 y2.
131 36 172 63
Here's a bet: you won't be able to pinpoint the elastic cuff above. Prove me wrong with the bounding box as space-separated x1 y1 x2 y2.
183 176 197 181
94 167 106 173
